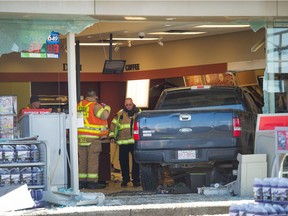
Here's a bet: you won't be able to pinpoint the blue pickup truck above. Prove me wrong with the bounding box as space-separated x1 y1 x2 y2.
133 85 261 191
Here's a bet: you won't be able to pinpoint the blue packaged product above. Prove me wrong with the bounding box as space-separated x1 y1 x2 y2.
10 167 20 185
15 145 30 163
21 167 33 185
272 204 286 216
253 204 268 216
229 204 239 216
264 203 277 216
277 178 288 205
270 178 279 203
30 144 40 162
238 204 247 216
254 178 263 202
2 145 15 163
262 178 272 203
31 167 43 185
0 168 10 186
0 145 3 163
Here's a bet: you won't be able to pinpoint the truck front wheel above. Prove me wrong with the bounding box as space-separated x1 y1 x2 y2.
140 164 159 191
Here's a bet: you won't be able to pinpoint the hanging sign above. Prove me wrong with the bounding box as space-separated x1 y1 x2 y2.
46 31 60 58
21 31 60 59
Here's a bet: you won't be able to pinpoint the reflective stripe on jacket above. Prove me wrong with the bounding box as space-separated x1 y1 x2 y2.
109 109 141 145
77 100 109 140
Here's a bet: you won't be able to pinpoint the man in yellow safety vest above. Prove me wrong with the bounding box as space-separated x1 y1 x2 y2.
77 90 111 189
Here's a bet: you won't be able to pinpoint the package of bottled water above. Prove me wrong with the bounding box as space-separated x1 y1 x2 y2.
1 145 15 163
10 167 20 185
15 145 30 163
254 178 263 202
262 178 272 203
271 178 280 203
276 178 288 205
21 167 33 185
31 167 43 185
0 168 11 186
30 144 40 162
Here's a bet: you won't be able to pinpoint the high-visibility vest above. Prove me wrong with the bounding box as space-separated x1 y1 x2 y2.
77 100 109 140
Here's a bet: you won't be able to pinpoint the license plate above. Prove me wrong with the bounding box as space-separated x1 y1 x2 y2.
178 150 196 160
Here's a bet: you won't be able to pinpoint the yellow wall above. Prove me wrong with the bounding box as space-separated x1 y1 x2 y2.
0 82 31 114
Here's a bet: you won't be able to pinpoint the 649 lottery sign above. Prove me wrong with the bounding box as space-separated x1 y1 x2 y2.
21 31 60 59
46 31 60 58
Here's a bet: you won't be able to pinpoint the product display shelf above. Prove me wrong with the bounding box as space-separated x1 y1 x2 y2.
0 140 47 190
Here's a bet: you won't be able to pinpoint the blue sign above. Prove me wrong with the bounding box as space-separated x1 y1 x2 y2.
46 31 60 58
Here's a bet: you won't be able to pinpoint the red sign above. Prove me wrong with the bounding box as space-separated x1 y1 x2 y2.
22 108 52 115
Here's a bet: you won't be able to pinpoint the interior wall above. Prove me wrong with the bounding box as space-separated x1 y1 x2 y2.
0 29 265 74
121 29 265 71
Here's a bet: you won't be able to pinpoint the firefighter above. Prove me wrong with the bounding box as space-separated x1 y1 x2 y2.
77 90 111 189
109 97 141 187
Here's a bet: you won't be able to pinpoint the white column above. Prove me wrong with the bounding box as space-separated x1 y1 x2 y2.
67 32 79 193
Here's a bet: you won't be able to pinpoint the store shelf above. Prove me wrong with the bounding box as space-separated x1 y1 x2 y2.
0 162 45 168
0 140 47 190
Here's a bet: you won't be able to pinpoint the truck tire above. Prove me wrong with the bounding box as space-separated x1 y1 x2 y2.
140 164 159 191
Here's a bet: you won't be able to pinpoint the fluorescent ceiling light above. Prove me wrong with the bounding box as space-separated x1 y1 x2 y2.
79 42 120 46
112 37 159 41
195 24 250 28
166 18 176 21
149 32 206 35
124 16 147 21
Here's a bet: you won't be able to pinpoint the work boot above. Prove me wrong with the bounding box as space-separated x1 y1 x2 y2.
79 181 87 189
133 182 141 187
121 182 128 187
86 182 106 189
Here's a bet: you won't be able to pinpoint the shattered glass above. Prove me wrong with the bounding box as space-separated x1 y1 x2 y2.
0 16 97 56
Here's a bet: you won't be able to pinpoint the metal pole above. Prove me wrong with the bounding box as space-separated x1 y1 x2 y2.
76 40 81 103
109 33 112 60
67 32 79 193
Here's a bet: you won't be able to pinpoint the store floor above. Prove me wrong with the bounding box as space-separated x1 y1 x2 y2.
81 171 144 195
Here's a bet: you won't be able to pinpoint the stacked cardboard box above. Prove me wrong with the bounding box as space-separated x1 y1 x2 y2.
0 96 17 139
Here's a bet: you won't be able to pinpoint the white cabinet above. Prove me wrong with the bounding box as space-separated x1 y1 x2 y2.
18 113 68 190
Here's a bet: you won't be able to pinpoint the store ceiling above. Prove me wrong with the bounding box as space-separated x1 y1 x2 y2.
75 15 258 46
0 12 264 48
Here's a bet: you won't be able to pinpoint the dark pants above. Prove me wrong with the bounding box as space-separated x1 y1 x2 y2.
119 144 140 183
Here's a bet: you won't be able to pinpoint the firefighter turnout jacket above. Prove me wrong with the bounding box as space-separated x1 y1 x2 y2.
109 108 141 145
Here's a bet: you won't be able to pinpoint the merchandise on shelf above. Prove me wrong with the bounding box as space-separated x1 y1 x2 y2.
0 96 17 115
0 95 18 140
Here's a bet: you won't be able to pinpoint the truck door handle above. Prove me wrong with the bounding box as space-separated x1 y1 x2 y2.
179 114 191 121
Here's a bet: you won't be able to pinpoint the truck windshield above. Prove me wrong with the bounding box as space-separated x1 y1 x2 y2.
158 90 244 110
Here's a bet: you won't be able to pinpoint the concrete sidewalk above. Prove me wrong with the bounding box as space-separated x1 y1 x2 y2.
2 192 254 216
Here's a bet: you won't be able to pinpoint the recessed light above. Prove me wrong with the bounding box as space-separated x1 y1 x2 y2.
111 37 159 41
149 31 206 35
124 16 147 21
79 42 121 46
